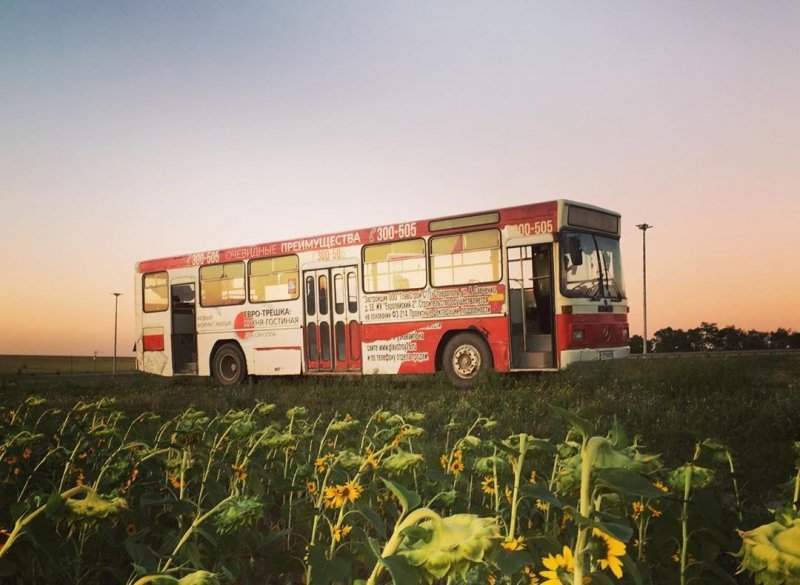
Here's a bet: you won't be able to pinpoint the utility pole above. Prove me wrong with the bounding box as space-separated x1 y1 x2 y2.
636 224 653 354
113 293 122 375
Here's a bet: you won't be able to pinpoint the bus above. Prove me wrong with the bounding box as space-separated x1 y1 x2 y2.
134 200 629 388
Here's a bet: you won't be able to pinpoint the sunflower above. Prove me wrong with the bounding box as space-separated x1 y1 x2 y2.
523 566 541 585
593 528 626 579
322 485 343 508
332 524 352 542
647 505 662 518
540 545 573 585
631 501 645 520
501 535 526 552
315 454 332 473
364 448 379 470
481 476 497 495
169 474 182 489
307 481 318 496
653 480 669 493
339 480 364 504
535 499 550 513
231 463 247 483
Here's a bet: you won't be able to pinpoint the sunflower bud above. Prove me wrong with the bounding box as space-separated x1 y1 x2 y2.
177 571 220 585
474 456 508 476
382 450 424 475
66 490 128 519
336 450 365 471
738 515 800 584
396 514 500 581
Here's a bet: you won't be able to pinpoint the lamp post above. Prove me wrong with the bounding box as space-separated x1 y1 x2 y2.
113 293 122 375
635 224 653 354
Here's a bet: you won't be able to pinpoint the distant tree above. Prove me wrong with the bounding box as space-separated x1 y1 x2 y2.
653 327 692 352
719 325 746 351
765 328 800 349
769 328 794 349
686 326 704 351
791 332 800 349
636 323 796 353
699 322 722 350
742 329 769 350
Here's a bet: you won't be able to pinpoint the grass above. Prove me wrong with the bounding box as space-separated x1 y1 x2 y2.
0 354 136 375
1 354 798 523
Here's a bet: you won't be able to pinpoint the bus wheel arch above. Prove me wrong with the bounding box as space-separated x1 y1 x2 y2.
438 329 493 389
210 341 248 386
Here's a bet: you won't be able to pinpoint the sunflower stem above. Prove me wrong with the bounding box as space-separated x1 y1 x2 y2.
365 507 441 585
508 434 527 541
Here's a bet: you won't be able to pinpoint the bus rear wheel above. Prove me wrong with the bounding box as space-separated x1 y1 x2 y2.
442 332 492 389
212 344 248 386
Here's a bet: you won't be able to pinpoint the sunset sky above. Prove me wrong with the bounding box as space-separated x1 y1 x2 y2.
1 1 798 357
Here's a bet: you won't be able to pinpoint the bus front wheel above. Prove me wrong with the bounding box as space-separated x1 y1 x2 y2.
212 344 248 386
442 333 492 389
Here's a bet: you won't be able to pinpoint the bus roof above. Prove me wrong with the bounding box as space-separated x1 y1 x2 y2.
136 199 618 273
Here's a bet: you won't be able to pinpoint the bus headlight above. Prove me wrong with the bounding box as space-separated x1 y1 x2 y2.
622 326 629 340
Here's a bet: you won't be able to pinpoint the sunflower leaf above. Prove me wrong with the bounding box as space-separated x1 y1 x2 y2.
381 477 420 516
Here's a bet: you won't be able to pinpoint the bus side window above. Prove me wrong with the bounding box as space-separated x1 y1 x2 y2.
306 276 316 316
347 272 358 313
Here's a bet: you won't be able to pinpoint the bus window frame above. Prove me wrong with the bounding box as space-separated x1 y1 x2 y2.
247 254 300 304
428 228 503 288
361 237 427 294
143 271 170 313
198 261 247 308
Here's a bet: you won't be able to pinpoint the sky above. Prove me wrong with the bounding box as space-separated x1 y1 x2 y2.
1 1 798 356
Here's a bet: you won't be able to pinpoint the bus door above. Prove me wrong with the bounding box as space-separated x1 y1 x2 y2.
170 281 198 374
508 245 555 369
303 265 362 372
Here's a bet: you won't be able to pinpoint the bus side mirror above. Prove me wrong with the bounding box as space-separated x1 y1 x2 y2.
567 237 583 266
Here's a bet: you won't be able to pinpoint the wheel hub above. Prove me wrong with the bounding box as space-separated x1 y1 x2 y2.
452 345 480 378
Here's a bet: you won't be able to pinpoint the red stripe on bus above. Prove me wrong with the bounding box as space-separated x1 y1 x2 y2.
137 201 559 273
255 346 302 351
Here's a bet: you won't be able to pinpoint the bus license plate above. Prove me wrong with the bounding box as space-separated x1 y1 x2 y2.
599 350 614 360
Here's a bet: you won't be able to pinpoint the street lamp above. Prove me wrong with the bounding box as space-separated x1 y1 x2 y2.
113 293 122 375
635 224 653 354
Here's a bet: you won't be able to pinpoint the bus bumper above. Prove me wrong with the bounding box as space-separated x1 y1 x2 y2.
560 346 630 368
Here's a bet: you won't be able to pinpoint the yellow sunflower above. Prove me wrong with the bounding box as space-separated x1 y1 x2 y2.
593 528 626 579
338 480 364 504
540 545 573 585
322 485 343 509
481 476 497 495
501 535 526 552
332 524 352 542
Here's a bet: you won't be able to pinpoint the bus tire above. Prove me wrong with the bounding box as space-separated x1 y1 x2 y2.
212 343 248 386
442 332 492 389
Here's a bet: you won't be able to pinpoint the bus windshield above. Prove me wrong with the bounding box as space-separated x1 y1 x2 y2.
560 232 626 300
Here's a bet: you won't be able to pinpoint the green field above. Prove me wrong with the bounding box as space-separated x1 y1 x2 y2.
1 354 798 584
0 354 136 375
2 354 797 510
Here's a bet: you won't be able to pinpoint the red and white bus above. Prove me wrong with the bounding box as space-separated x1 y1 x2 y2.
134 200 629 388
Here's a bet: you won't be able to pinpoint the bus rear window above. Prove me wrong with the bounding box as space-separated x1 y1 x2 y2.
430 229 501 287
199 262 245 307
363 239 426 292
143 271 168 313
